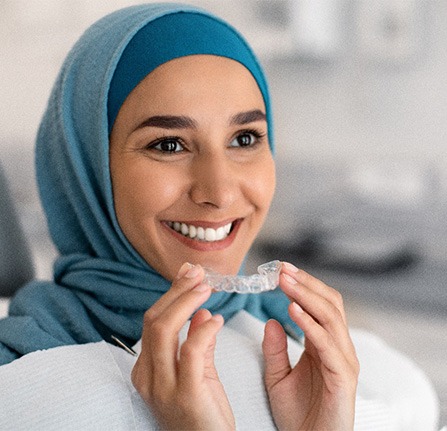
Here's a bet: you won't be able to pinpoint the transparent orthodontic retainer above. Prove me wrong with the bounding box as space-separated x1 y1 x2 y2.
204 260 281 294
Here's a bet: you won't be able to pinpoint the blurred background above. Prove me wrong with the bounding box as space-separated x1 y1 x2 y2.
0 0 446 424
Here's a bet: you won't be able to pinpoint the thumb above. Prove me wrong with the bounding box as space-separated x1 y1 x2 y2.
189 308 213 334
262 319 291 390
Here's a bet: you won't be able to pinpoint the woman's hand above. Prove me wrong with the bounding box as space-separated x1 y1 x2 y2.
262 262 359 431
132 263 235 431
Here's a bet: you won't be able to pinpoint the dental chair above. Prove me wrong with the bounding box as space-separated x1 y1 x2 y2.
0 162 34 297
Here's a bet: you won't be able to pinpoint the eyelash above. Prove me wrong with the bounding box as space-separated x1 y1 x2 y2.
230 129 266 149
145 128 267 155
146 136 184 154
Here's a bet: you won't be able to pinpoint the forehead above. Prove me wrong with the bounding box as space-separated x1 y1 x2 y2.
118 55 265 122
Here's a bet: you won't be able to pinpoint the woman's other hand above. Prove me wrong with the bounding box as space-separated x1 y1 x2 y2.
132 263 235 431
262 262 359 431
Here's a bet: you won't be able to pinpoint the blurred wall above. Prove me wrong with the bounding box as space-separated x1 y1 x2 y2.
1 0 446 206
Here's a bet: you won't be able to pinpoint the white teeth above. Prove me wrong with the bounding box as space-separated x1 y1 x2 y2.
169 221 233 242
216 227 225 241
189 225 197 239
205 228 216 241
196 227 205 240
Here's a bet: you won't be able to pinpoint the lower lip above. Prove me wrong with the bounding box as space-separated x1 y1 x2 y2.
162 220 241 251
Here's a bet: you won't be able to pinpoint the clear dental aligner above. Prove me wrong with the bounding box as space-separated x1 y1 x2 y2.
204 260 281 294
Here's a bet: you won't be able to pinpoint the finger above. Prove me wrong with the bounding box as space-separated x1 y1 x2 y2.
143 282 212 354
281 262 347 323
135 265 208 402
189 308 213 335
141 283 212 391
189 309 221 374
146 263 205 321
279 273 356 358
289 302 358 387
178 314 224 390
147 283 212 342
280 271 345 332
262 319 292 391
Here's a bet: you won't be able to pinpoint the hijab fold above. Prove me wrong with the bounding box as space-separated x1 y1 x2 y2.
0 3 301 365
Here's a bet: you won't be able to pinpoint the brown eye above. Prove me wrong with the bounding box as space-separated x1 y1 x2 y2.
230 132 256 148
151 138 184 153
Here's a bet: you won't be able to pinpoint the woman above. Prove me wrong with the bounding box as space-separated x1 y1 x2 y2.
0 3 359 429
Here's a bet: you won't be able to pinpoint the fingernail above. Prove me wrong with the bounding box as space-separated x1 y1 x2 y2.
211 314 224 324
292 302 304 313
176 262 193 279
194 283 210 292
186 264 202 279
283 273 298 285
283 262 299 272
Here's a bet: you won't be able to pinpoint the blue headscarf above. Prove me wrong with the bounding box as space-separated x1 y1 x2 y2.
0 3 299 365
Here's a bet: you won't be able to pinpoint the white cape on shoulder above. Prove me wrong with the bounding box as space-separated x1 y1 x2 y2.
0 311 439 430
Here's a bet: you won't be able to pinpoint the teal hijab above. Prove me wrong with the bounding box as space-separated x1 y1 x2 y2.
0 3 299 365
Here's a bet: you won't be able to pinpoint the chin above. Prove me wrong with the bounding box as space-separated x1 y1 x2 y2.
193 252 246 275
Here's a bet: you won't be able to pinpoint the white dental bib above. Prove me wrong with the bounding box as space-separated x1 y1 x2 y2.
0 311 439 430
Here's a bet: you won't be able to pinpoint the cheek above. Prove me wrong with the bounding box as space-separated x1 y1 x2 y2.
112 162 186 226
246 157 276 214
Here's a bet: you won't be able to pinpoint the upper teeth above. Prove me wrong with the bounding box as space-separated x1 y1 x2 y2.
168 221 232 242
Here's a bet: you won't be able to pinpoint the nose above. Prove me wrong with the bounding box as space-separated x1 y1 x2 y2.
189 153 238 209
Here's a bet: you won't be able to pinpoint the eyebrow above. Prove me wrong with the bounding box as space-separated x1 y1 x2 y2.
135 109 266 131
230 109 266 125
135 115 197 130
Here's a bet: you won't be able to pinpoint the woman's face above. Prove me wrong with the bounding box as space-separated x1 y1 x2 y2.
110 55 275 281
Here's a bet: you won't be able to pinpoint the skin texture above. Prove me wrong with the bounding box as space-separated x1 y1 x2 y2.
110 55 359 430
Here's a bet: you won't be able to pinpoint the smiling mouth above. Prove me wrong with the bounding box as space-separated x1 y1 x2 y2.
166 221 234 242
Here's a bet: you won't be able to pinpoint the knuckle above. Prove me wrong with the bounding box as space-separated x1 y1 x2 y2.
150 319 170 340
131 365 150 400
170 277 186 291
323 330 334 346
179 340 198 361
320 302 343 326
316 332 333 354
143 307 157 325
332 289 344 309
142 314 172 346
300 270 312 284
352 355 361 376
